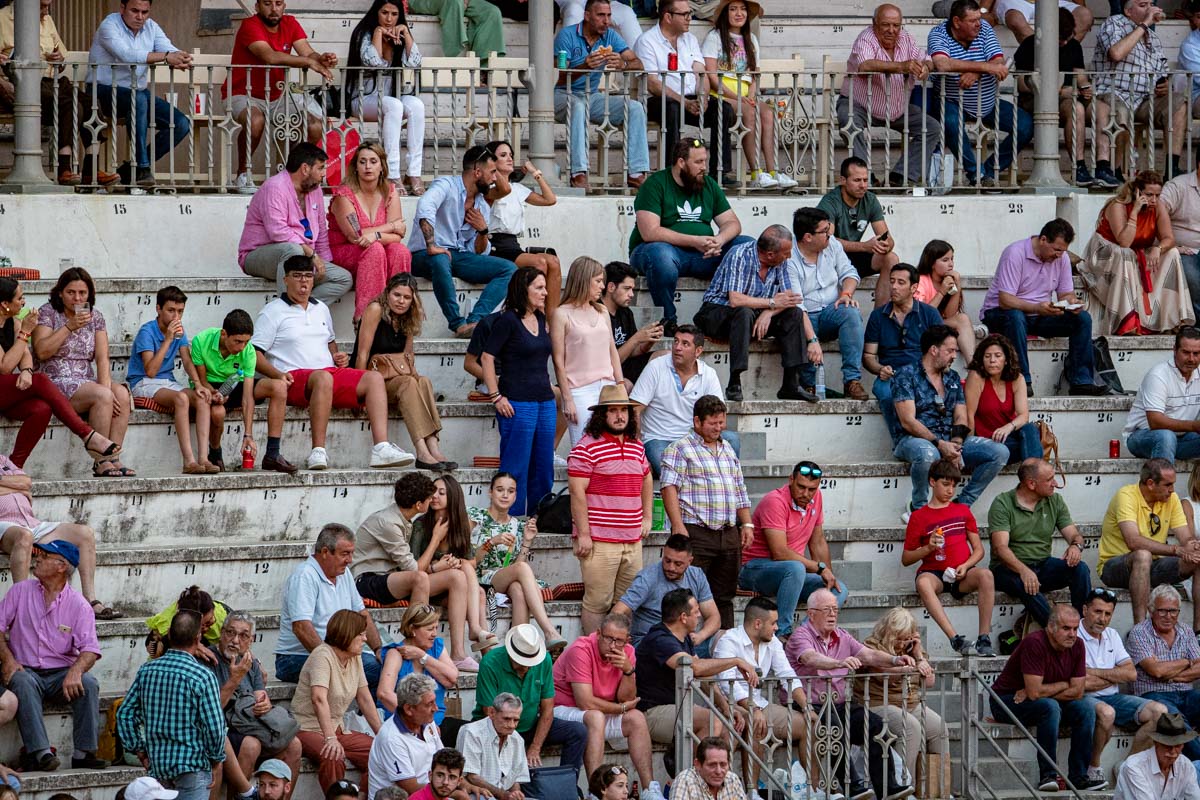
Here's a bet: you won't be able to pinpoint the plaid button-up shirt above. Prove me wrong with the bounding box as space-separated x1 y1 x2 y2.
672 767 747 800
1126 619 1200 696
702 240 794 307
1093 14 1169 108
660 431 750 529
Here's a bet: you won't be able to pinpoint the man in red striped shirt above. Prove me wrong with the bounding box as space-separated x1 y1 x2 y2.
569 385 654 635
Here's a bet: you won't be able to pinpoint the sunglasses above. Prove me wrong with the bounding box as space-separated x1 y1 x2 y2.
328 781 359 796
796 464 823 478
1087 588 1117 603
1150 512 1162 536
300 216 314 240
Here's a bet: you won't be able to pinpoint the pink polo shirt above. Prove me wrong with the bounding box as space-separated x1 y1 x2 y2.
744 486 824 564
0 578 102 670
784 619 863 703
552 632 635 707
237 169 333 267
842 26 929 122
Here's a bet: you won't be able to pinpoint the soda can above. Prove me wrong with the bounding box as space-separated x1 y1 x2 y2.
1109 439 1120 458
667 52 679 71
556 50 568 69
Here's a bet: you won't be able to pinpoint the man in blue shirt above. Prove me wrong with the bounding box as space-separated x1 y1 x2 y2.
409 145 517 337
611 534 722 645
693 225 818 403
924 0 1032 185
85 0 192 188
553 0 649 189
864 263 945 439
892 324 1008 520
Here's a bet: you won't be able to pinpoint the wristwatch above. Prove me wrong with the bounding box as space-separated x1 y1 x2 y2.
806 336 819 345
769 297 776 309
816 561 828 573
419 653 429 667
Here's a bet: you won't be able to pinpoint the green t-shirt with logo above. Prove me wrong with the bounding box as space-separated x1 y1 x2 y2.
628 169 732 253
189 326 257 386
817 187 884 242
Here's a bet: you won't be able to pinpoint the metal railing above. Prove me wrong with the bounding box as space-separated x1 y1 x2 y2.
8 58 1197 193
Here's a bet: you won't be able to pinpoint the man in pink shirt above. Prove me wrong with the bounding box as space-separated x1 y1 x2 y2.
237 142 352 304
836 4 940 185
551 613 661 800
738 461 848 639
785 589 915 800
0 539 104 772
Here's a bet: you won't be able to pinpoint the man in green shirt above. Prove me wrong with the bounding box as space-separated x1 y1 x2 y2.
189 309 297 473
988 458 1093 626
816 156 899 309
628 139 753 336
470 624 586 775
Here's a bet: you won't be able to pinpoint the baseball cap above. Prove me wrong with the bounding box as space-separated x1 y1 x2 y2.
124 777 179 800
34 540 80 568
255 759 292 781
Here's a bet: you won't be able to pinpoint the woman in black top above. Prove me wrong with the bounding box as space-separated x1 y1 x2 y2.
481 267 554 516
353 274 455 470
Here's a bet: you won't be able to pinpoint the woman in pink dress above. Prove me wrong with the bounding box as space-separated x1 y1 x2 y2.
328 141 412 322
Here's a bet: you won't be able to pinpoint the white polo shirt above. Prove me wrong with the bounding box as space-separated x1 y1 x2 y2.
251 295 336 373
633 24 705 98
367 717 444 800
1124 359 1200 437
1078 622 1131 698
631 355 725 443
276 556 366 656
1113 747 1200 800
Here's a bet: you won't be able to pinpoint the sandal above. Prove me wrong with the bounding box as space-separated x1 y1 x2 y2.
92 461 123 478
472 631 500 653
389 178 408 197
404 175 425 196
83 431 121 462
112 463 137 477
90 599 123 620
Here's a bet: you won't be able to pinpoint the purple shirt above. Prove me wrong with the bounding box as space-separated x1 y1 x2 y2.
979 237 1074 319
0 578 101 670
237 170 332 267
784 619 863 703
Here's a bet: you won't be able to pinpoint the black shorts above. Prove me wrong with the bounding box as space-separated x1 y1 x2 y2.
355 572 401 605
849 250 878 276
490 232 524 262
917 570 970 599
209 381 263 408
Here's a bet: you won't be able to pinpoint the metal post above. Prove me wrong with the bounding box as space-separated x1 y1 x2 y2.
1025 0 1071 192
526 0 560 184
961 665 979 798
675 655 694 771
1 0 59 191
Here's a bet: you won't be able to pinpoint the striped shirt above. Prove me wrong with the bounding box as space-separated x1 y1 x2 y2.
660 431 750 529
1125 620 1200 697
568 432 650 543
117 649 227 781
843 25 929 122
927 20 1003 117
702 239 794 306
1093 14 1169 107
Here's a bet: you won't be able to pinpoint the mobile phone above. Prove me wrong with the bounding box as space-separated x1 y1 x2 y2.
878 230 891 242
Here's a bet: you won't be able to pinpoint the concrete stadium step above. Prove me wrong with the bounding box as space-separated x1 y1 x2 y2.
0 194 1066 283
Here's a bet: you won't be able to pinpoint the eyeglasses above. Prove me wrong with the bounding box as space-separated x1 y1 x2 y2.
810 606 838 614
286 271 315 281
600 633 629 648
667 9 694 17
1087 588 1117 603
796 464 823 478
1150 512 1162 536
300 216 314 240
1153 608 1181 617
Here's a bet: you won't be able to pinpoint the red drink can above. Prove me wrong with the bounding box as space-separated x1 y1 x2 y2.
667 52 678 71
242 442 255 470
1109 439 1120 458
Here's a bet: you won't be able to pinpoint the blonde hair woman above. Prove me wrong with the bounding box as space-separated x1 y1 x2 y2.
858 607 950 799
551 256 624 445
377 603 459 724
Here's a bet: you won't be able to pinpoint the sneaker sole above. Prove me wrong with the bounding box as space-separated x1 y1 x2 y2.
307 462 329 470
371 455 417 468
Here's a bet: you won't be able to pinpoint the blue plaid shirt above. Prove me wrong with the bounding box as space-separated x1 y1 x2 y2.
702 240 794 306
890 363 964 440
117 649 227 780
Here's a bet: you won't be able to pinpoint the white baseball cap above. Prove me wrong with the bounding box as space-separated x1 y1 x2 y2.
125 777 179 800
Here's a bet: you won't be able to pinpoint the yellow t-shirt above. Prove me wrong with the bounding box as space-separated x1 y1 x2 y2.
1098 483 1188 573
0 8 68 79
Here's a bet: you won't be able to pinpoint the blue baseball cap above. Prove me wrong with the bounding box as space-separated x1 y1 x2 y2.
34 540 80 568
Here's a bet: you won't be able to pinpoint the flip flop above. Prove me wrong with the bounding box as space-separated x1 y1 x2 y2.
90 600 124 620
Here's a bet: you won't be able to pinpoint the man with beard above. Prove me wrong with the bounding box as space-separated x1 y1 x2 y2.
207 612 302 799
568 384 653 634
409 145 517 338
891 325 1007 520
224 0 337 193
628 139 752 337
253 760 293 800
238 143 353 304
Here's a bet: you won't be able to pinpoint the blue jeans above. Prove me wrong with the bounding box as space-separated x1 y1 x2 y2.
1144 690 1200 760
738 558 850 636
275 650 382 692
982 307 1095 387
166 771 213 800
631 235 754 321
9 667 99 753
989 695 1094 784
893 435 1008 510
992 557 1092 627
1080 692 1154 729
553 90 650 176
1001 423 1043 465
96 85 191 167
411 248 517 331
801 304 864 385
937 98 1033 180
1182 253 1200 324
521 717 586 771
873 376 902 442
497 399 556 517
1127 428 1200 461
644 431 740 477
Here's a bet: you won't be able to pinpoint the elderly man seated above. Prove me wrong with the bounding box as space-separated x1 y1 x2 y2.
458 693 531 800
1126 585 1200 762
367 673 444 800
1113 713 1200 799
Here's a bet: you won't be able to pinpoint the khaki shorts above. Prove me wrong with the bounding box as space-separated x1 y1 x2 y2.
228 92 323 125
644 704 678 743
1113 94 1184 131
579 539 643 614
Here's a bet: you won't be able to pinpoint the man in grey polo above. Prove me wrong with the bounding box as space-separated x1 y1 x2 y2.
611 533 721 646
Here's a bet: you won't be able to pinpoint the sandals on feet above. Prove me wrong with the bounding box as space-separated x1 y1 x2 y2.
90 599 123 620
472 632 500 653
93 461 123 478
83 431 121 462
404 176 425 196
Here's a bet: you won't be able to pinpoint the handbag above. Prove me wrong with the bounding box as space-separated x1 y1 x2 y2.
229 692 301 753
534 488 571 534
370 353 413 381
522 765 583 800
1035 420 1066 488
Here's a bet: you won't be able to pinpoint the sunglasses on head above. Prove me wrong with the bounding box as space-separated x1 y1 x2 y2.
796 464 823 478
1087 588 1117 603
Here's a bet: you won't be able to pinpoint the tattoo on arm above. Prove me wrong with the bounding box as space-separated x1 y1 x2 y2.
420 219 436 249
347 212 362 236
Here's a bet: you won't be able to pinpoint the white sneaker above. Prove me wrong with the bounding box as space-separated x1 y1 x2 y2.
306 447 329 470
752 171 779 189
973 323 989 339
775 171 799 189
233 172 256 194
641 781 666 800
900 501 913 524
370 441 417 468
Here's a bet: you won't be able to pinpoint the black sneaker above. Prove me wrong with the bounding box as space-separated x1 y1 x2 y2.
849 782 876 800
950 634 972 655
135 166 156 188
974 634 996 657
71 754 109 769
1074 164 1095 187
1075 776 1107 791
1037 775 1060 792
1069 383 1106 396
725 383 743 402
1093 165 1120 188
662 319 678 339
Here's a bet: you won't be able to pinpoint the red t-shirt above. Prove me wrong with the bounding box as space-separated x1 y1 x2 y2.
226 14 308 101
903 502 977 572
991 629 1085 695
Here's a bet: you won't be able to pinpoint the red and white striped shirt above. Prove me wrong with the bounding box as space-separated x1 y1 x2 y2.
842 25 929 122
568 432 650 543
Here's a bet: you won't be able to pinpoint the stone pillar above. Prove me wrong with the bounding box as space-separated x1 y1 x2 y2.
1025 0 1071 192
0 0 56 191
526 0 559 183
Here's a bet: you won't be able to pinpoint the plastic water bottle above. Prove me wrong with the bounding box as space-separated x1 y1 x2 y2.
814 365 826 401
216 366 244 399
934 526 946 562
771 768 789 800
790 760 809 800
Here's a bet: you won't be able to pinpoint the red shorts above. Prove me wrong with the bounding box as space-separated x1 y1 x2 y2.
286 368 365 409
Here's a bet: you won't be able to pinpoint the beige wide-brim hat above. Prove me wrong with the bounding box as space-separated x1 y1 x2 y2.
504 623 547 667
712 0 764 22
587 383 644 412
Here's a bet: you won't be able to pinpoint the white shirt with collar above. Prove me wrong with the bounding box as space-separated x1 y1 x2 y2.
1124 359 1200 437
367 717 445 800
630 355 724 443
634 24 705 98
1078 622 1132 698
712 625 804 708
1113 747 1200 800
457 717 531 790
251 295 336 373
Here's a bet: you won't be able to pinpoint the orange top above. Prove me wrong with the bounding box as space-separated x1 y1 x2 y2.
1097 203 1158 249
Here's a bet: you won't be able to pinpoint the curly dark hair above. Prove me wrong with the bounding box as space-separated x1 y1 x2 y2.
966 333 1023 383
583 403 640 440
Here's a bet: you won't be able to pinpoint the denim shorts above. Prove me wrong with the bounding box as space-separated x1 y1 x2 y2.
1081 692 1152 728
